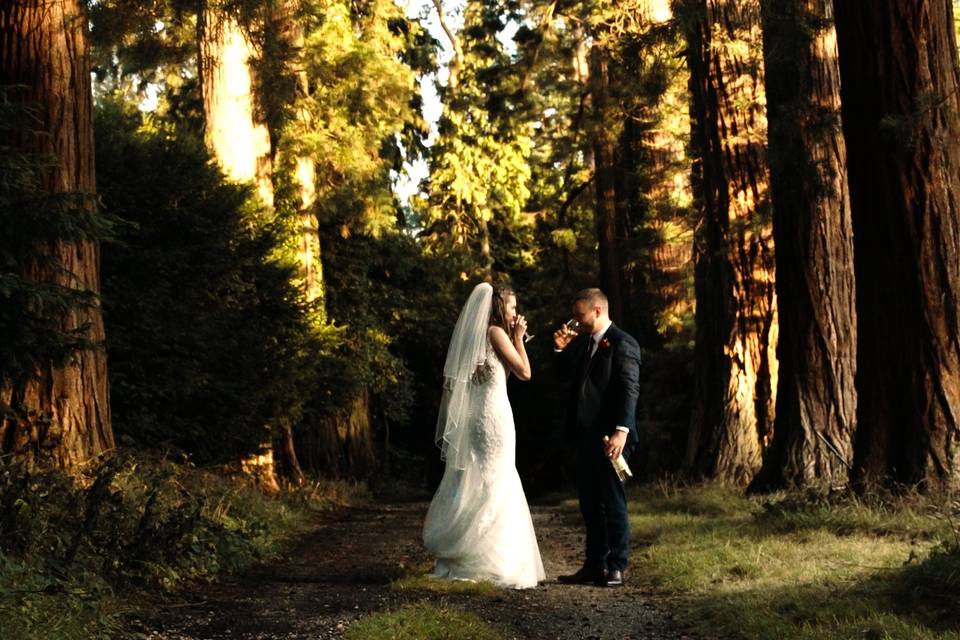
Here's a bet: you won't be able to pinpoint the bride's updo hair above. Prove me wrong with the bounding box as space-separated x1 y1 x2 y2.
489 287 516 332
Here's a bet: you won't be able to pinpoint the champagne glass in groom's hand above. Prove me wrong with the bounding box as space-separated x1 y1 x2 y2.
553 319 579 350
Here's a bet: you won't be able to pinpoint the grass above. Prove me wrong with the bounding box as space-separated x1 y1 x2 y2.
628 484 960 639
345 602 502 640
0 452 366 640
391 567 500 596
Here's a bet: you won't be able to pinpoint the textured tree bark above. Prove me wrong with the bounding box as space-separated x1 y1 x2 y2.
198 3 274 208
589 44 624 324
682 0 778 486
835 0 960 491
748 0 857 492
0 0 114 469
296 388 377 479
276 421 305 487
198 3 282 489
278 0 325 305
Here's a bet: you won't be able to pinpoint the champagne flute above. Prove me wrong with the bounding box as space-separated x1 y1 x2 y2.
514 315 534 343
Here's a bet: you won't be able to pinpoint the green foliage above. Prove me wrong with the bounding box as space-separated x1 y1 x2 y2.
0 88 116 394
285 0 433 234
420 0 535 277
95 101 332 463
319 217 470 449
346 602 503 640
88 0 198 119
0 451 354 640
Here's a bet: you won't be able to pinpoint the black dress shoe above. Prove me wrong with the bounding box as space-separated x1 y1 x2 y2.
557 566 605 585
604 568 624 587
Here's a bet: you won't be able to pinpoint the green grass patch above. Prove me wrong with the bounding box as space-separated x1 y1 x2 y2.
0 451 364 640
629 484 960 639
346 602 502 640
389 559 499 595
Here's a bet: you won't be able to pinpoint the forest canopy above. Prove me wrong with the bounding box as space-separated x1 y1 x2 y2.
1 0 959 496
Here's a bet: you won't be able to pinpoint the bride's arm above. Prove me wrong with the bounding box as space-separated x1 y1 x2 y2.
488 325 532 381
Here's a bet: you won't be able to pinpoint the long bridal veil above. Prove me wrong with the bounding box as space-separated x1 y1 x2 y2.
434 282 493 470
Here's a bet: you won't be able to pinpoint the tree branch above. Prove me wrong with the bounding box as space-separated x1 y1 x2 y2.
430 0 463 92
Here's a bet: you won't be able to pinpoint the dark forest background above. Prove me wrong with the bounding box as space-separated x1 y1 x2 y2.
3 0 960 504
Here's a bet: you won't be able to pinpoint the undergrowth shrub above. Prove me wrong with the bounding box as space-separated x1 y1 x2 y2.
0 451 362 639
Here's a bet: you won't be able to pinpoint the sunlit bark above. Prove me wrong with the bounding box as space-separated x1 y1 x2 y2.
279 0 324 305
835 0 960 491
750 0 856 492
198 4 273 207
198 2 281 489
0 0 114 469
682 0 778 486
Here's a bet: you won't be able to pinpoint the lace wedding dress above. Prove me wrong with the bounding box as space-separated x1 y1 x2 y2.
422 338 545 589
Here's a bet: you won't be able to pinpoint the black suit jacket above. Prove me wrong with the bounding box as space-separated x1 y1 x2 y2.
556 324 642 450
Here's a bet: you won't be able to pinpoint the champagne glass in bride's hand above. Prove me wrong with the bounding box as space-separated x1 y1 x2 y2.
512 316 534 343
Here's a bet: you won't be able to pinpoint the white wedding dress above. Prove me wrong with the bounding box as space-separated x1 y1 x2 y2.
422 338 546 589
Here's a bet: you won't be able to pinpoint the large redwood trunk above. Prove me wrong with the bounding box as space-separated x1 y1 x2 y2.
0 0 114 469
682 0 778 486
198 3 282 489
835 0 960 491
589 44 624 324
749 0 857 492
198 3 274 208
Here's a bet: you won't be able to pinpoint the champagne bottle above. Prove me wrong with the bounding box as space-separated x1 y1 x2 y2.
603 435 633 482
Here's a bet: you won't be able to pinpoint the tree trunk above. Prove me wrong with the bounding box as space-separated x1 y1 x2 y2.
297 388 376 479
337 387 376 474
295 152 324 304
835 0 960 491
276 421 305 487
589 44 624 323
0 0 114 469
748 0 857 492
198 3 281 489
279 0 325 305
682 0 778 486
198 3 274 207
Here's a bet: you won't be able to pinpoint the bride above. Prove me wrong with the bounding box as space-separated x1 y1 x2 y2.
422 282 545 589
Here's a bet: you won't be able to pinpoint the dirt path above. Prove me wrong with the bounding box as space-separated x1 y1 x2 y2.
128 502 701 640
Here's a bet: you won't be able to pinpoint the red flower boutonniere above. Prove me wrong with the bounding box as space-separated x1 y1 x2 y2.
599 338 611 350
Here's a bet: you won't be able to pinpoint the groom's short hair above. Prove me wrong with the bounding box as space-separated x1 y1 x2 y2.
574 288 608 312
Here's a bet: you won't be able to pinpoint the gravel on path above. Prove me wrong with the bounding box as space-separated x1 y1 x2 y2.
128 502 703 640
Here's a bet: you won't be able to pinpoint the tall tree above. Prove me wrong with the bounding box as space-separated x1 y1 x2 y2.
681 0 778 485
198 1 274 208
748 0 857 492
198 0 282 489
423 0 534 279
589 42 624 323
835 0 960 490
0 0 114 468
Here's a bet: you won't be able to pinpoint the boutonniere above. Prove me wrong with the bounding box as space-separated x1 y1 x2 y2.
599 338 611 350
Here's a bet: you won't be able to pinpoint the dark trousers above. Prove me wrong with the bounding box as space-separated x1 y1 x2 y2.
576 434 631 572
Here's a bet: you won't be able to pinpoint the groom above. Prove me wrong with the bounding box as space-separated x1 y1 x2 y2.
554 288 641 588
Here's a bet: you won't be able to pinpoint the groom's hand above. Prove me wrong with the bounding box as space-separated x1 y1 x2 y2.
553 326 576 350
604 430 628 459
